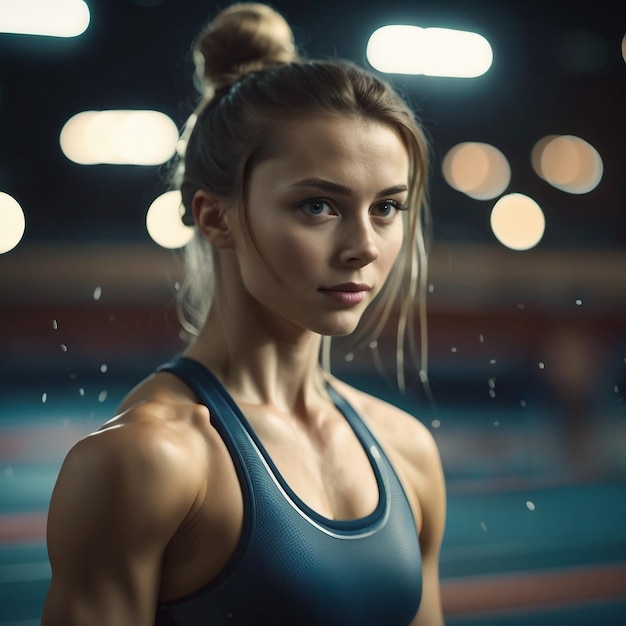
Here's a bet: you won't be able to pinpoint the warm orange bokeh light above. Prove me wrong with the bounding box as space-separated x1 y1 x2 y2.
531 134 603 194
442 142 510 200
530 135 558 181
490 193 545 251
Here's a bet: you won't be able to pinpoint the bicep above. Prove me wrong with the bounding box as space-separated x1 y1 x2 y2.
42 428 194 626
44 509 160 626
43 565 159 626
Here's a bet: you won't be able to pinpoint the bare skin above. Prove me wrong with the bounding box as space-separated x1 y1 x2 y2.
42 116 446 626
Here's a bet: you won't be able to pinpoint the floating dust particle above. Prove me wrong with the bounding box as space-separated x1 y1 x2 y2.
93 286 102 301
526 500 536 511
98 390 108 403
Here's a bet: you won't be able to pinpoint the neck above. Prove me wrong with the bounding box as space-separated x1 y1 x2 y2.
184 294 328 416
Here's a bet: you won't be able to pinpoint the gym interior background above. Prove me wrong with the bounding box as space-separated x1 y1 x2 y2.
1 1 625 623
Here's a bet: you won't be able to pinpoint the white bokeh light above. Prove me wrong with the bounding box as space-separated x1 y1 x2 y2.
60 110 179 165
367 25 493 77
146 191 194 249
490 193 545 251
0 192 26 254
0 0 90 38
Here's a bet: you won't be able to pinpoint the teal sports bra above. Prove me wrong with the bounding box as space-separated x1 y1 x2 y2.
155 357 422 625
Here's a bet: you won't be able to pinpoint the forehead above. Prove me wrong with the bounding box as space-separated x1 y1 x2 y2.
250 115 409 191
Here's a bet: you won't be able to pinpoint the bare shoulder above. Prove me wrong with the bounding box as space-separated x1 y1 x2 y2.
51 393 212 540
76 401 208 488
49 369 218 551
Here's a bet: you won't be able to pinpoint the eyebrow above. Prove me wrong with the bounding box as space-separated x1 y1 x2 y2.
287 178 408 197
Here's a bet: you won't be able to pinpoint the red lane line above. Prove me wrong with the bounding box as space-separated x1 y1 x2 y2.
0 512 47 543
441 563 626 615
0 425 91 463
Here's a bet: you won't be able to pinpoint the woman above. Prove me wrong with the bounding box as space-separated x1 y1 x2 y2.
42 3 446 625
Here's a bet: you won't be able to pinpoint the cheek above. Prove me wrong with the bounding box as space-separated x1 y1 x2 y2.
249 227 323 282
381 224 404 269
274 235 316 263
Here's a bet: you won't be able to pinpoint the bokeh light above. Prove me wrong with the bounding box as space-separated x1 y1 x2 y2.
0 192 26 254
146 191 194 249
0 0 90 38
60 110 179 165
532 134 603 194
442 142 511 200
530 135 558 181
490 193 545 251
367 25 492 77
622 33 626 64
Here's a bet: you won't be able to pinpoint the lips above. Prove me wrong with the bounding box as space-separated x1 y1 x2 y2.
319 283 371 305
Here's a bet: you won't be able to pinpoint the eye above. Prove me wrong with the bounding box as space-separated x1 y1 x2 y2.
371 199 407 218
298 199 334 217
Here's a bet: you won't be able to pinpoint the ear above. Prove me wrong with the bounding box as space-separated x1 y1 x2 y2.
192 190 234 249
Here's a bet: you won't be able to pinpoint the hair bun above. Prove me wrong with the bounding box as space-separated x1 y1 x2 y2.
194 3 298 93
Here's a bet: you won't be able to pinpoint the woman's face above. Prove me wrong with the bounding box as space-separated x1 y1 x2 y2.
227 115 409 338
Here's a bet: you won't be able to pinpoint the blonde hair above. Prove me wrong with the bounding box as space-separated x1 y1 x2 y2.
174 3 431 390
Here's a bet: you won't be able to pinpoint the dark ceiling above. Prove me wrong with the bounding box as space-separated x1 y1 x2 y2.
0 0 625 250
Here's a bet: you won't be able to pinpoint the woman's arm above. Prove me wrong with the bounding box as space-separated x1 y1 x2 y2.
410 423 447 626
42 418 199 626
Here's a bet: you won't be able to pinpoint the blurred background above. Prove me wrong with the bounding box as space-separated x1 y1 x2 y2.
0 0 625 624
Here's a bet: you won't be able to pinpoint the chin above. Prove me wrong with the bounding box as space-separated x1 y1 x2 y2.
315 318 362 338
325 329 357 339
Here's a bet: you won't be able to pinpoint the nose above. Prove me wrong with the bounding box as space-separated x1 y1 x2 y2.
338 218 379 267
